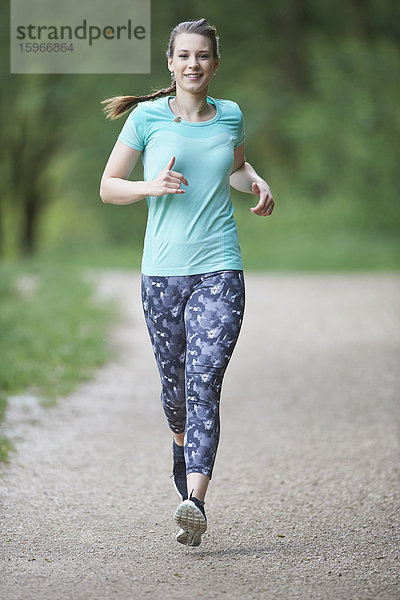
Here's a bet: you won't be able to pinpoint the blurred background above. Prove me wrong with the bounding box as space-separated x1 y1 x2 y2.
0 0 399 453
1 0 399 270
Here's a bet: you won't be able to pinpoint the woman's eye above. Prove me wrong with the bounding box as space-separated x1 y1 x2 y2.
178 54 209 59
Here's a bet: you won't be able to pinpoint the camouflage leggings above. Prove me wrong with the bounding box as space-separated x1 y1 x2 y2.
141 270 245 478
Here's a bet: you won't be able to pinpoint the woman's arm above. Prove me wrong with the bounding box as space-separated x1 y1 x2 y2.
100 141 188 205
230 144 275 216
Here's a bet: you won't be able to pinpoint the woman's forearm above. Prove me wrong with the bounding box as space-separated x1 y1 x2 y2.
230 161 266 193
100 177 152 205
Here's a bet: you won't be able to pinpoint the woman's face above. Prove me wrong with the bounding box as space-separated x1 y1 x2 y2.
168 33 219 94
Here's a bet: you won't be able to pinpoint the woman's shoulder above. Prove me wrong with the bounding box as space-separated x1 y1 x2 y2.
135 95 168 114
125 96 168 125
211 97 243 114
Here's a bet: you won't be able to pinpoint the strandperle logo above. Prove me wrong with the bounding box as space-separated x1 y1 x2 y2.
15 19 146 46
11 0 151 74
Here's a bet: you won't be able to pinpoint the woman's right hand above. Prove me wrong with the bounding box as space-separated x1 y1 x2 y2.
149 156 188 196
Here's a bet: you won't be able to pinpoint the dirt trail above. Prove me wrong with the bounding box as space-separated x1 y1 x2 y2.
1 271 399 600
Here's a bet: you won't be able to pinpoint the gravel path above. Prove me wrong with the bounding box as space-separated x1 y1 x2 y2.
1 271 399 600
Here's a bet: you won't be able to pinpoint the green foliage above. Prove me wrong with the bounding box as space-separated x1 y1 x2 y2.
278 36 400 232
0 0 399 266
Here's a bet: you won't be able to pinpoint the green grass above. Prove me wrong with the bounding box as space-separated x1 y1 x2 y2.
34 192 400 272
239 226 400 271
233 192 400 272
35 226 400 274
0 259 115 461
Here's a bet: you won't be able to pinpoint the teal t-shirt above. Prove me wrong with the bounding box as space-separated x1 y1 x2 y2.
117 95 245 276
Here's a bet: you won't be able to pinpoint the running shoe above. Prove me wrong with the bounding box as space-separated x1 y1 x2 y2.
174 492 207 547
172 440 188 501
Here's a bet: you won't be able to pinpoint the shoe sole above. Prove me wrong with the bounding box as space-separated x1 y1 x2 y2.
176 527 202 547
174 500 207 547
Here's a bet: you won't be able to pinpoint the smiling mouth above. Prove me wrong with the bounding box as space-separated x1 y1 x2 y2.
185 74 202 79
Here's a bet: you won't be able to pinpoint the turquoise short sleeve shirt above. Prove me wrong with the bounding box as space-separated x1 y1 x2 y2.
118 95 245 276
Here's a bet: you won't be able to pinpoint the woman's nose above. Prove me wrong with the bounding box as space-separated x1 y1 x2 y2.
188 57 199 68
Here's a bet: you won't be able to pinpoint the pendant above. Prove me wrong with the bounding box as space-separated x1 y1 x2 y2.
173 116 181 123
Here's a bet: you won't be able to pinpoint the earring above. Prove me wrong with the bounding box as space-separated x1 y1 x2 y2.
170 70 174 77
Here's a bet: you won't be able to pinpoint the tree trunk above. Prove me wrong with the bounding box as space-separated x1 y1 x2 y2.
22 189 39 255
0 200 3 257
281 0 308 91
350 0 370 40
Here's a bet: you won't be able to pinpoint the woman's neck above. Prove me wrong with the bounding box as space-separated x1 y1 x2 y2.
172 91 215 122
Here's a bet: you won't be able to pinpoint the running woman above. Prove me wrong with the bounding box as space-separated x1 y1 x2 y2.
100 18 274 547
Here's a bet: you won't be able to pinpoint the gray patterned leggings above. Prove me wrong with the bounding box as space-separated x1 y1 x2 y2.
141 270 245 478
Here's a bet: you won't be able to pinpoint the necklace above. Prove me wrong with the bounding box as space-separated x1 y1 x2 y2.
173 97 209 123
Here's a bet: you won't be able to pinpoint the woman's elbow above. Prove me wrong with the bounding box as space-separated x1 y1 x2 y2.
99 179 111 204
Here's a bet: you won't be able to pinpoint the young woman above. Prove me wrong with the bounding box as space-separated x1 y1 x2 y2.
100 18 274 547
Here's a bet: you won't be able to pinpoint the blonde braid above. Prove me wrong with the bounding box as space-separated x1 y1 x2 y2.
101 80 177 120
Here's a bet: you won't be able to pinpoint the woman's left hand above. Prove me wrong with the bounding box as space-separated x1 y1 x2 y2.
250 181 275 216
